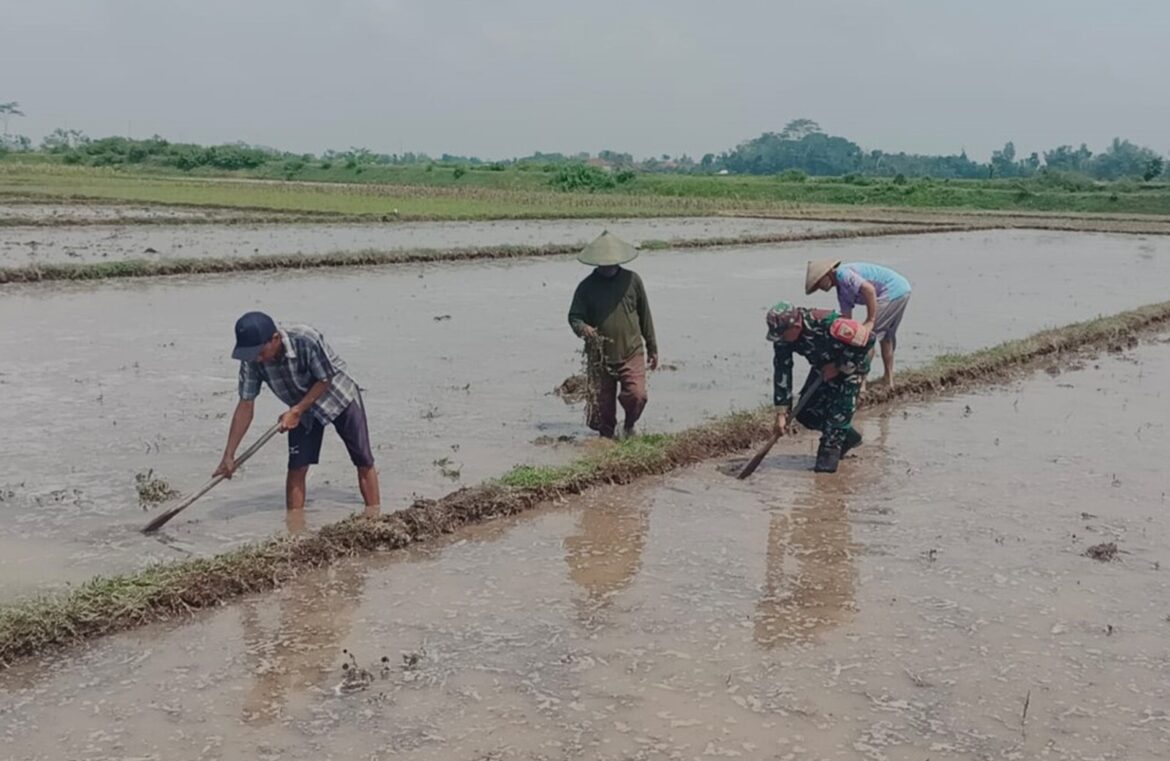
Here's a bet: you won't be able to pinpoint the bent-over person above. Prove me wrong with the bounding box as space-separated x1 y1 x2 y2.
215 311 380 521
806 259 911 388
767 302 873 473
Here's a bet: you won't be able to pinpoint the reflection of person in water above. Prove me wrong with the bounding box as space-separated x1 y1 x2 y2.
564 492 651 622
240 560 367 724
754 474 858 649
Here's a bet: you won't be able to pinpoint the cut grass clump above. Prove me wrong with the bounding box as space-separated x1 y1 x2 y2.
134 469 178 508
1 302 1168 664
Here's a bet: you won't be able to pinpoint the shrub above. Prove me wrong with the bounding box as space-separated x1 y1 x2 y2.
892 173 908 185
319 160 332 170
550 163 616 192
453 165 467 180
1034 169 1096 192
615 169 636 184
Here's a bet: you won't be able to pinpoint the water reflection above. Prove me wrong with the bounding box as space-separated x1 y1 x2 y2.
752 438 891 648
239 561 367 724
563 490 651 624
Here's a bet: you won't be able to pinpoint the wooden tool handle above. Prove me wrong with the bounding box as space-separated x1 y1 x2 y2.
142 423 281 533
736 374 825 480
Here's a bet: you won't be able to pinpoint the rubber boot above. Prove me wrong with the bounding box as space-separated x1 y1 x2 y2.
840 427 862 459
814 443 842 473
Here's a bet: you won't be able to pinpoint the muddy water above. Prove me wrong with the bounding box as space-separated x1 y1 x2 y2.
0 216 871 266
1 229 1170 595
0 202 287 224
1 341 1166 760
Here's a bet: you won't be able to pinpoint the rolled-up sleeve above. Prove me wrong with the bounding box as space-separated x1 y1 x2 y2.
238 361 262 401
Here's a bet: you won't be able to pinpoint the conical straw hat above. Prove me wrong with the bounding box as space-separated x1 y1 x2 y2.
578 231 639 266
805 258 841 294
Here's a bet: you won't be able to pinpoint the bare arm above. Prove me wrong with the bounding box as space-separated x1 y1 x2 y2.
859 281 878 327
214 399 255 478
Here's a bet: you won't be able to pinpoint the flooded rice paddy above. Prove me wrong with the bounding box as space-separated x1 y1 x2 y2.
1 229 1170 596
0 216 873 266
0 201 298 225
1 342 1166 760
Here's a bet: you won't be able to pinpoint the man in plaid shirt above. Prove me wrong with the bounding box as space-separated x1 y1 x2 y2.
214 312 380 520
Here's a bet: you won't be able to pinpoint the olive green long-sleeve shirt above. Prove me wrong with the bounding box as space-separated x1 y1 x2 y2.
568 268 657 365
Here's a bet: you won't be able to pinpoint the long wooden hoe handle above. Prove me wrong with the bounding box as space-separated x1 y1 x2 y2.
736 374 824 480
141 423 282 534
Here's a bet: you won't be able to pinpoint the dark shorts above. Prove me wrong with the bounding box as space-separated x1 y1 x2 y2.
287 397 375 470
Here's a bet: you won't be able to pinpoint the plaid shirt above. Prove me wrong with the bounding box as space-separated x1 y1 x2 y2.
238 324 359 427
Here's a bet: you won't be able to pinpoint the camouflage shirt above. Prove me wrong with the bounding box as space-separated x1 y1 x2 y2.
772 308 873 408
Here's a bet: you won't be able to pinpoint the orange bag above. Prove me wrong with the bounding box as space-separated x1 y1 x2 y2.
830 318 871 347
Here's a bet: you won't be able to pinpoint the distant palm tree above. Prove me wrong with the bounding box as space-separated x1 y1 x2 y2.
0 101 25 136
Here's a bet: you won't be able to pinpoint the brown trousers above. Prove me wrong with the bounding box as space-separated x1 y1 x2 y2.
589 352 648 438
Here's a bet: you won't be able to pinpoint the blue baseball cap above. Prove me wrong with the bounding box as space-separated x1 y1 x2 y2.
232 311 278 361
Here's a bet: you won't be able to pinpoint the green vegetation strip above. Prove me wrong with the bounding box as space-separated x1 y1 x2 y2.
5 159 1170 216
2 301 1167 664
0 224 978 285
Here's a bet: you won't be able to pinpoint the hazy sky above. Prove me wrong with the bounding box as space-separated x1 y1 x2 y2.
3 1 1167 161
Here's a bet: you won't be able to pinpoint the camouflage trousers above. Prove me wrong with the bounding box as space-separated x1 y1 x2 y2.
793 370 861 450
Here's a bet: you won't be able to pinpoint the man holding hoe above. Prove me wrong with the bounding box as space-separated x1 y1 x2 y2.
806 259 911 389
214 312 380 522
767 301 873 473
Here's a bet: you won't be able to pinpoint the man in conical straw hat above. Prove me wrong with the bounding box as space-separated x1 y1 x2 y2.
806 258 912 389
567 231 659 438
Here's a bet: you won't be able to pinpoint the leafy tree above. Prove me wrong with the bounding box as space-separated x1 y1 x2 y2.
721 129 861 176
0 101 24 136
990 141 1017 177
1088 138 1163 180
1043 143 1092 173
0 134 32 152
42 128 91 152
779 118 822 141
1142 156 1164 182
599 149 634 167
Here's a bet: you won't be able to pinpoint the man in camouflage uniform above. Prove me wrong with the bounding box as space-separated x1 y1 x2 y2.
767 301 873 473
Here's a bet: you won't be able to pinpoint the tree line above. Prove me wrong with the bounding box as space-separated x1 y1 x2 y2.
1 102 1165 183
715 120 1165 182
